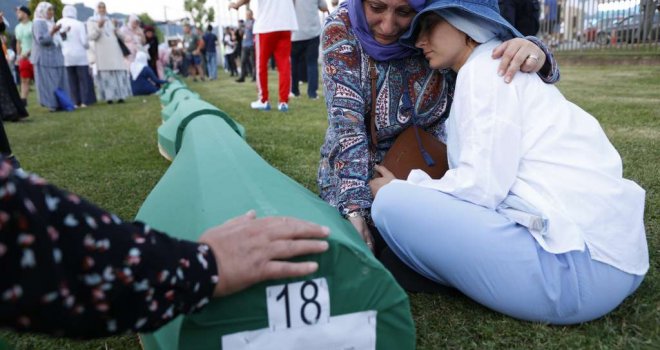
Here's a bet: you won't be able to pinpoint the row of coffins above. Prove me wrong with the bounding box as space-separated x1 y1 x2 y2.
136 75 416 349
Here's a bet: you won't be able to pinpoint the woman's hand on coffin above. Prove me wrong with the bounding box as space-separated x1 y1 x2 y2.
200 210 331 297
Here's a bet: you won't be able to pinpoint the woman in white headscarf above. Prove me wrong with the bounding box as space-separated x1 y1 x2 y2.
31 2 70 111
130 51 166 96
57 5 96 107
119 14 146 63
87 1 132 104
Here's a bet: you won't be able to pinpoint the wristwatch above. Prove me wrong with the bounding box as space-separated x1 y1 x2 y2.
343 208 369 220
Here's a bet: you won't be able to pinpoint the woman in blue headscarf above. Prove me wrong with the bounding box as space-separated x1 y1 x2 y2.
369 0 648 324
317 0 560 290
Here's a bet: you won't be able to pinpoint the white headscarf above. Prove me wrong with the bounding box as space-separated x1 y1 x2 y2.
130 50 149 80
128 14 140 27
34 2 61 46
91 2 112 36
62 5 77 19
92 1 107 21
34 2 53 22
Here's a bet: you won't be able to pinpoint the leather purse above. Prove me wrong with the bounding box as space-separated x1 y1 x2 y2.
116 35 131 57
367 58 449 180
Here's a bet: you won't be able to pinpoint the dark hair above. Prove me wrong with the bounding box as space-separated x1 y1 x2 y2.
207 24 213 31
17 6 32 17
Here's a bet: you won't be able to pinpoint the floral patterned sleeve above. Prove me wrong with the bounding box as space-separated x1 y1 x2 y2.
0 160 218 339
526 36 561 83
320 13 373 216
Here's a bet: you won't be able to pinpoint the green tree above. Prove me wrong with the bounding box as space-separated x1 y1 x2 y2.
28 0 64 20
138 13 165 42
183 0 215 28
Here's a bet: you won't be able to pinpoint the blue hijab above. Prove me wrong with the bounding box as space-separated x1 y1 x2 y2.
346 0 424 61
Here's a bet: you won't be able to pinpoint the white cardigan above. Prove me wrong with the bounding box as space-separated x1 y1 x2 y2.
401 40 649 276
86 18 127 71
56 17 89 66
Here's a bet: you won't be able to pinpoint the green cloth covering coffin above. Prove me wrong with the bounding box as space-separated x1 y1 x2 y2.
137 102 415 349
159 82 199 107
160 89 204 122
157 99 246 161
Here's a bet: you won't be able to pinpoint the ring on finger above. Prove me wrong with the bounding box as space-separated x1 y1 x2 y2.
527 54 539 62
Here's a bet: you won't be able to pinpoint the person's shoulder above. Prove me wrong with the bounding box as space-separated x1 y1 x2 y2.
323 5 353 41
325 5 350 29
459 41 537 92
460 42 504 81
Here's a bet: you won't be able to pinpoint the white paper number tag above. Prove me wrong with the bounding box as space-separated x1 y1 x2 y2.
222 310 377 350
265 278 330 331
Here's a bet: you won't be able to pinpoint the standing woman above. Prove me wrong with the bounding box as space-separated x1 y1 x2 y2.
0 12 28 121
57 5 96 108
87 2 132 104
223 27 237 77
31 2 69 112
143 25 162 78
119 15 146 63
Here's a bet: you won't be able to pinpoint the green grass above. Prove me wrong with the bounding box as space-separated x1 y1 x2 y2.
1 65 659 349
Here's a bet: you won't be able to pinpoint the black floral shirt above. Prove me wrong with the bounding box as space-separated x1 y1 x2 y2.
0 160 218 338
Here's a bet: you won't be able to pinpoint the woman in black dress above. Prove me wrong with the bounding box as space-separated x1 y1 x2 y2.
0 14 28 122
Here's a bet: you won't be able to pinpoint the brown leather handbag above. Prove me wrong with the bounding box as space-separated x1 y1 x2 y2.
367 59 449 180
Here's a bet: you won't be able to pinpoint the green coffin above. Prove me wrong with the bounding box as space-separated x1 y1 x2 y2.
157 99 246 160
137 112 415 349
159 84 198 106
161 90 203 123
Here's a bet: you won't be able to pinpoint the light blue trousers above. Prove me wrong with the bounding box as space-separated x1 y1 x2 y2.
372 182 644 325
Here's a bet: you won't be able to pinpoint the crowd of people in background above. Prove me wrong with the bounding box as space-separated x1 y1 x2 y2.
0 1 199 118
0 0 336 117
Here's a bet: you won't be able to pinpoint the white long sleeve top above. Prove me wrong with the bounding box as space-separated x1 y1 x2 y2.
399 40 648 276
56 17 89 67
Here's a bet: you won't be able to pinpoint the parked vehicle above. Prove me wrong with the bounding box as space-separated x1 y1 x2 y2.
577 18 616 43
596 13 660 45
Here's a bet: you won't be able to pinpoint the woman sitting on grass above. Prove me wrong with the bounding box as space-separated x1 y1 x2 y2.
130 51 167 96
368 0 649 324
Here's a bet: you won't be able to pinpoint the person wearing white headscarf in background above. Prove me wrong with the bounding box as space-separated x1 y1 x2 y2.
87 1 132 104
31 2 70 112
119 14 146 64
57 5 96 108
129 51 166 96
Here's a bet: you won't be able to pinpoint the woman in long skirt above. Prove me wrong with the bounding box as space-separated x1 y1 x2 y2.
0 15 28 121
87 2 132 104
31 2 70 111
58 5 96 107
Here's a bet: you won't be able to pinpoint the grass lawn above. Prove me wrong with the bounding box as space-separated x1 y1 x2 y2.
1 64 658 349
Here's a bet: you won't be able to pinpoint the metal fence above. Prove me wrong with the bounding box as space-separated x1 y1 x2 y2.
537 0 660 51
